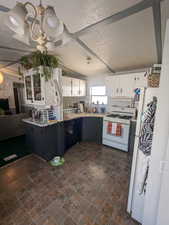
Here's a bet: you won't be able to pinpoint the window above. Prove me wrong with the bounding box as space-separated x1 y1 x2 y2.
90 86 107 104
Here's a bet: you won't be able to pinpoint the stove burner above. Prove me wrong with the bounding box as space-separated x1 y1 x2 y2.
107 114 119 118
106 114 132 120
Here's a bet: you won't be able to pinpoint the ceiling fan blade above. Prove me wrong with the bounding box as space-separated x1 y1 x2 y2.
0 5 10 12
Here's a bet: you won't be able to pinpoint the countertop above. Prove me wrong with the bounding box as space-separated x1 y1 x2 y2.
22 113 105 127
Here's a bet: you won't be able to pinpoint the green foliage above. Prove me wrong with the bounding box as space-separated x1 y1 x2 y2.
19 51 60 81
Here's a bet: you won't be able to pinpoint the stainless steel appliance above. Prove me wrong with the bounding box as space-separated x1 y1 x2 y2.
102 107 136 152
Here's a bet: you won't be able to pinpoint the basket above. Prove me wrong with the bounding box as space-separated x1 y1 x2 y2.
148 73 160 87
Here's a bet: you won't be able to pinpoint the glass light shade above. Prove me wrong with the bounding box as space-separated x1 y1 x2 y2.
5 3 28 35
43 6 64 40
0 72 4 84
47 16 58 28
13 23 30 45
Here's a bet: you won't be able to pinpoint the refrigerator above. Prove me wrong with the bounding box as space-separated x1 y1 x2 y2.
127 87 159 224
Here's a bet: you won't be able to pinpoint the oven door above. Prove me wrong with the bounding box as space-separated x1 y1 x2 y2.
102 120 130 151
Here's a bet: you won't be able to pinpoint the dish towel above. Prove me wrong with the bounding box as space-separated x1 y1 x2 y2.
107 122 122 136
138 100 157 155
107 122 112 134
116 123 122 136
111 123 117 135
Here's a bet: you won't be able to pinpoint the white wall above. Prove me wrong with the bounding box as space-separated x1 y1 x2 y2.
87 73 111 102
143 19 169 225
0 73 23 110
87 74 109 94
161 0 169 45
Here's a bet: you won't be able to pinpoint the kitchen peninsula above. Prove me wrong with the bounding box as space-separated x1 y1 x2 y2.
23 113 104 160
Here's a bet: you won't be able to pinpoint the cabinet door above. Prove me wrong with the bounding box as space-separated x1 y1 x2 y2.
119 75 135 98
133 72 147 88
106 76 120 97
62 76 72 96
79 80 86 96
72 78 80 96
24 75 33 104
81 117 103 144
32 73 45 105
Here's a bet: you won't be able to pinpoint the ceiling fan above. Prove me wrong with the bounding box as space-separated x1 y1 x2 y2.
0 2 73 52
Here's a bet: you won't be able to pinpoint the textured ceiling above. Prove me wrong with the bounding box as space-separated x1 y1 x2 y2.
0 0 167 76
79 7 157 72
0 0 142 33
55 40 109 76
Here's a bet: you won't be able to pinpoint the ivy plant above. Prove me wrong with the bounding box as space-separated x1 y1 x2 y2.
19 51 60 81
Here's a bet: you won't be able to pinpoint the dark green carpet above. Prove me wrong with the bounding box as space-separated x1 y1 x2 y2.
0 135 30 167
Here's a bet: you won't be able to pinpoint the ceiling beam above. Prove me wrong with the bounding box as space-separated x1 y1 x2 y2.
76 38 115 73
72 0 163 74
0 5 9 12
0 0 163 74
59 63 87 78
0 67 20 77
0 45 32 53
74 0 155 37
152 0 162 63
0 59 17 62
0 61 19 69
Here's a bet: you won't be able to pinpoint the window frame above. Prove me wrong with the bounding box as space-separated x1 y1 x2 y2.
90 86 107 105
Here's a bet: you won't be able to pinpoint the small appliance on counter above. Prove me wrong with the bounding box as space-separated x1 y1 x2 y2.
78 101 85 113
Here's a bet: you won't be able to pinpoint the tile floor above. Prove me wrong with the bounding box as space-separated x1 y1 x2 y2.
0 142 139 225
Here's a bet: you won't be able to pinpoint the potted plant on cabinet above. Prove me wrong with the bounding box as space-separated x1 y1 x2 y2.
19 51 60 81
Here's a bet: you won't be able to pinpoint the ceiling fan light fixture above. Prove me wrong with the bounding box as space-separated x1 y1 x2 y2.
6 2 28 35
43 6 64 40
47 16 58 28
45 6 58 28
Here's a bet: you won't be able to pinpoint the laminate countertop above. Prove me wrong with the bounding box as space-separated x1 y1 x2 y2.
23 113 105 127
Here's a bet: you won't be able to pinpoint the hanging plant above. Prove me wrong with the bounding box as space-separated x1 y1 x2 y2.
19 51 60 81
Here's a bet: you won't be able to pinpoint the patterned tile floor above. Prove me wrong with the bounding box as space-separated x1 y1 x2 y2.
0 142 139 225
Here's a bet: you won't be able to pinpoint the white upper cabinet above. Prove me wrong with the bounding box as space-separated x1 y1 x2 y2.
79 80 86 96
24 72 45 105
72 78 80 96
62 76 72 96
24 68 62 106
132 72 148 88
62 76 86 97
106 72 147 98
119 75 135 98
106 76 120 97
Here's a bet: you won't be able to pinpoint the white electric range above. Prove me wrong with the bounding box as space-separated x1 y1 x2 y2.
102 107 136 152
